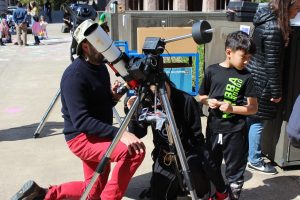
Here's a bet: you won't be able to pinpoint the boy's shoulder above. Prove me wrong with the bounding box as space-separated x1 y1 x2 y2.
239 68 253 77
207 63 220 68
206 63 220 72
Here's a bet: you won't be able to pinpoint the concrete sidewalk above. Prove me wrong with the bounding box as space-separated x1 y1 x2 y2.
0 23 299 200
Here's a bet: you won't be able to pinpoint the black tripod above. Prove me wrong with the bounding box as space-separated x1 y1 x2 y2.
80 76 199 199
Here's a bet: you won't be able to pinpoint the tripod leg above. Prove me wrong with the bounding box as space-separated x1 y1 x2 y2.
80 93 144 200
113 107 123 125
159 87 199 200
33 89 61 138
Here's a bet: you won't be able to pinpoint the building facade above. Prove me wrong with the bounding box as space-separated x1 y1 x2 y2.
99 0 234 12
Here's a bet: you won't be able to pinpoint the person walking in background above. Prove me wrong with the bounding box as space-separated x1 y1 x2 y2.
0 18 11 45
13 2 28 46
40 15 48 39
62 7 72 32
29 1 39 25
44 0 52 23
31 15 41 45
246 0 300 175
198 31 257 200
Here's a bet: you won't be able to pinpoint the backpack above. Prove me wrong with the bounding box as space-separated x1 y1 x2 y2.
139 147 210 200
286 95 300 148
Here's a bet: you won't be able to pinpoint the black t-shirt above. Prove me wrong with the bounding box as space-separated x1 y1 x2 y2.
199 64 256 133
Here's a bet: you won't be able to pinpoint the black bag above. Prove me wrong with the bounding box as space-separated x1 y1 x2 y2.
150 156 182 200
145 147 210 200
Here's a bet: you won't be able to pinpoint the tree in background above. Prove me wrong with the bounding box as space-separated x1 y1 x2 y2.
19 0 76 10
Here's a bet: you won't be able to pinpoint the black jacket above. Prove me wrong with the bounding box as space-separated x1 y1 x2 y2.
247 6 284 120
128 87 204 154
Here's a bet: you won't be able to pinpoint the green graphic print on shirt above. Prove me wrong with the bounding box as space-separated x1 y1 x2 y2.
222 78 243 119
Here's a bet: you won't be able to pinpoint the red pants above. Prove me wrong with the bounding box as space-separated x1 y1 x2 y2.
45 133 145 200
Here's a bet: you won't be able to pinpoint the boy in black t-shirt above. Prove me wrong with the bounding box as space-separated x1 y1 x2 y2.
198 31 258 200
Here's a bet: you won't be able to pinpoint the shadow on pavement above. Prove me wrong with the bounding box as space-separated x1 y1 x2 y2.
241 176 300 200
0 122 63 141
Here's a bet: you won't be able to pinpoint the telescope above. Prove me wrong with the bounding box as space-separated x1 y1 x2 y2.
83 20 213 94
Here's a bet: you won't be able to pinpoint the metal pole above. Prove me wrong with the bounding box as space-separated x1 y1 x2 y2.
33 89 61 138
164 29 213 44
113 107 123 125
159 86 199 200
80 92 144 200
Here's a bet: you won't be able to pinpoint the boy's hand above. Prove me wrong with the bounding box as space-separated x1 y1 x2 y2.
219 102 233 113
207 98 222 109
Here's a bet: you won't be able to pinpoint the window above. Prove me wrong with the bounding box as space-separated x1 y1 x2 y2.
128 0 143 10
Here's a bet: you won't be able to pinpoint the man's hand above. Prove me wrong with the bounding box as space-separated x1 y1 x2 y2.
111 80 123 101
120 131 146 155
127 96 137 109
271 97 282 103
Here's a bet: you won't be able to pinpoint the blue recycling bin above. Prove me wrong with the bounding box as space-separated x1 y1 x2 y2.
123 47 200 96
163 67 193 94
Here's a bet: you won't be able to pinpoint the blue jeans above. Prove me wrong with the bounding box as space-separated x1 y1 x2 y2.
247 117 264 165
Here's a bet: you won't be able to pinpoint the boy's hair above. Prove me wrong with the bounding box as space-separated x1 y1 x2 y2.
225 31 256 55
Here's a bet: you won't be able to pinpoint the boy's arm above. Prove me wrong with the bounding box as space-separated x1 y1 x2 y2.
198 94 209 105
198 94 222 109
219 97 258 115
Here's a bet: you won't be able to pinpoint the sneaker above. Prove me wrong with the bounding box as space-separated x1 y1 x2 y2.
229 182 243 200
10 180 47 200
248 162 278 175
